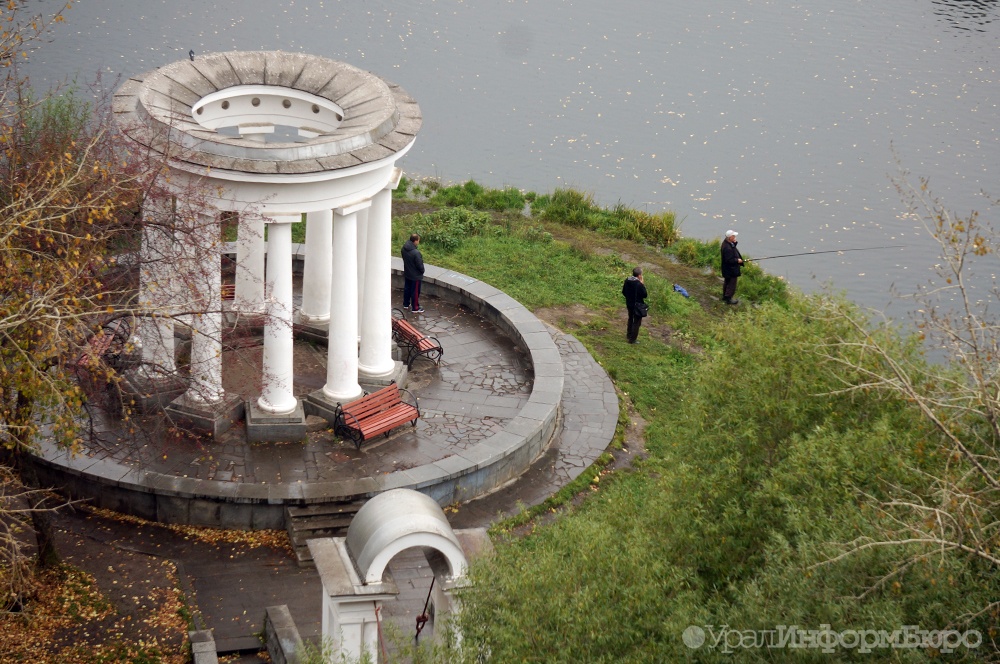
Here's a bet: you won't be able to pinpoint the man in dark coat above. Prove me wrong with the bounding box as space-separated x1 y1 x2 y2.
401 233 426 313
720 230 743 305
622 266 648 344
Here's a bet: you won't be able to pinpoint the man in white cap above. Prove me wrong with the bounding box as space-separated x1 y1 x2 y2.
720 230 743 305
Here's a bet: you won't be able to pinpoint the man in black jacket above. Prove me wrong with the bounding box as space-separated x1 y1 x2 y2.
720 230 743 305
622 266 648 344
401 233 425 313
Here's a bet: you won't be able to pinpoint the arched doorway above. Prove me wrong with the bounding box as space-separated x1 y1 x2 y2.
308 489 491 661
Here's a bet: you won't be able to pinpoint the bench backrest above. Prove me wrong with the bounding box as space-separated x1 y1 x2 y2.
392 318 422 341
341 384 402 419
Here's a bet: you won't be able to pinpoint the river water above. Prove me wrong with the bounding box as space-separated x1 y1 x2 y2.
24 0 1000 321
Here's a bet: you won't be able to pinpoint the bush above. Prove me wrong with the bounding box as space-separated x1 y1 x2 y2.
736 260 789 307
668 237 718 268
20 86 92 160
410 207 493 250
456 298 991 663
516 224 552 244
532 188 678 247
645 274 701 319
428 180 526 212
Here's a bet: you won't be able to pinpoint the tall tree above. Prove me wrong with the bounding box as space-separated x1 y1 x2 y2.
0 1 145 606
817 174 1000 629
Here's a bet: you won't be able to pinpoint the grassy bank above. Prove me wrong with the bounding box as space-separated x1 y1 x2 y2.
390 180 997 663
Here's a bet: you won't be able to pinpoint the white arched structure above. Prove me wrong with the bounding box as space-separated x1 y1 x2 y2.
348 489 468 584
115 51 421 439
308 489 491 662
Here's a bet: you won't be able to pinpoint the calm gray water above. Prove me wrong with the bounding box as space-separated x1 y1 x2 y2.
24 0 1000 320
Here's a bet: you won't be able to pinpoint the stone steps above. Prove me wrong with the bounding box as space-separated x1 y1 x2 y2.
285 501 366 566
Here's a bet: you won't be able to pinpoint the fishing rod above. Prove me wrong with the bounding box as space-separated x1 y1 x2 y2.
745 245 906 262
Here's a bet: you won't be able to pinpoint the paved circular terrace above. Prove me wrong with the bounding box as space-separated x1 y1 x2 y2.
28 261 618 529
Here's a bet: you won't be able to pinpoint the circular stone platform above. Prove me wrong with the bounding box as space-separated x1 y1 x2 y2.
27 260 591 530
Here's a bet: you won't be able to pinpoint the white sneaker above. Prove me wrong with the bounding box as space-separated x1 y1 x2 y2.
413 307 425 313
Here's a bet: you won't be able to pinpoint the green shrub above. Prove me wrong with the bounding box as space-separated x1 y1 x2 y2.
531 188 596 227
611 203 679 246
532 189 678 247
737 260 790 307
668 237 718 268
516 224 552 243
455 297 991 663
477 186 527 212
21 86 92 158
410 206 493 250
429 180 526 212
645 275 701 319
428 180 483 208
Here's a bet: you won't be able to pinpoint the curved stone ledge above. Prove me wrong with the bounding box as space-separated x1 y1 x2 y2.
28 262 563 528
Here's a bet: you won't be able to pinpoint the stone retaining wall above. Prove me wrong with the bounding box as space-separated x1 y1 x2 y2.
26 257 563 528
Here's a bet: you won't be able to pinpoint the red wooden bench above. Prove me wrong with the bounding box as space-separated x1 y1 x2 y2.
335 382 420 450
74 318 131 370
391 309 443 370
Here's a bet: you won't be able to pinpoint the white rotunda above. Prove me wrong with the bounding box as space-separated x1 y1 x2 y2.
114 51 421 439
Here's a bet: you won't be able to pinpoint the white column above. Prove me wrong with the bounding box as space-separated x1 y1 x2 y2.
359 185 397 377
136 196 176 376
433 586 465 649
184 211 224 404
258 217 299 414
356 206 369 333
322 201 370 401
235 214 266 313
299 209 333 323
324 597 386 663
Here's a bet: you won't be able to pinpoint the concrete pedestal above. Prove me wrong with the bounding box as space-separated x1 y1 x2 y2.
245 400 308 443
303 387 364 424
165 392 244 438
120 370 187 413
358 360 408 391
293 317 329 345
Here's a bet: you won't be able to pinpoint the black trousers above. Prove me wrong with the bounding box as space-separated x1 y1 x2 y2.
627 307 643 342
723 276 739 300
403 279 422 309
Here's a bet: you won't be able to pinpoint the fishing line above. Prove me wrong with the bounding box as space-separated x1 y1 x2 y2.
745 245 906 262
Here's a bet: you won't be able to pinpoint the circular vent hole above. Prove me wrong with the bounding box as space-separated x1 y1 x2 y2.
282 99 291 109
251 97 261 107
221 100 230 110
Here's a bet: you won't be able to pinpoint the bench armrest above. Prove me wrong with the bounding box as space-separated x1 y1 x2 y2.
396 387 420 417
339 409 363 431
